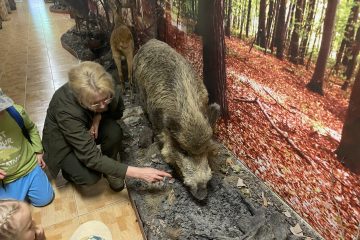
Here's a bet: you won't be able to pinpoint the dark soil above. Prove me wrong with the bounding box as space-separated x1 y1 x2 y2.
119 87 324 240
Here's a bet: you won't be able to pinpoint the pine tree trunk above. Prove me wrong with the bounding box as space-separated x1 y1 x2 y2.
289 0 304 64
246 0 252 37
202 0 229 118
299 0 316 64
276 0 287 59
336 67 360 174
307 0 338 95
257 0 267 48
334 0 360 70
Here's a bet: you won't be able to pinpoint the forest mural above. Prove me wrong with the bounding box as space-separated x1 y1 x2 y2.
157 1 360 239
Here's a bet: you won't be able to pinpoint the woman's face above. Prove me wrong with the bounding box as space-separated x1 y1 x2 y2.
88 92 112 113
13 202 38 240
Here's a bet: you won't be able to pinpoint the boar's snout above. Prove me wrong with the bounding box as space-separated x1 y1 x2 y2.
183 162 212 200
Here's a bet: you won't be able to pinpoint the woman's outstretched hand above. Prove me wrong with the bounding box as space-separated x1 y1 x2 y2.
126 166 172 183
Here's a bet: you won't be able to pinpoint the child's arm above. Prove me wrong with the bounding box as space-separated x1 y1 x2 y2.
14 105 43 154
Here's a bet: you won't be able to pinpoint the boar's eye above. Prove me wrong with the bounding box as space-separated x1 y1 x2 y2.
179 148 188 156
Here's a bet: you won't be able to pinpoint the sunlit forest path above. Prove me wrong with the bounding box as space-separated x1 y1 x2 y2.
173 34 359 240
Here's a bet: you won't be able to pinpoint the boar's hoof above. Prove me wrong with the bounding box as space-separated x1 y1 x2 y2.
190 187 208 201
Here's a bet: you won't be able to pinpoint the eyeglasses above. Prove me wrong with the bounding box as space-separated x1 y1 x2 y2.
89 96 113 109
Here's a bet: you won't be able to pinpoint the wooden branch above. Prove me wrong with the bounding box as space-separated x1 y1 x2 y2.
234 97 257 103
263 88 296 114
255 99 312 164
235 97 312 165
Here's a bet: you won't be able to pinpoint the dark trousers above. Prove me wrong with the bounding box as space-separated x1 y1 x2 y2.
61 117 122 185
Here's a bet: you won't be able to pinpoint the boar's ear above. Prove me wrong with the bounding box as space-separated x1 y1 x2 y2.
164 116 181 133
207 103 221 128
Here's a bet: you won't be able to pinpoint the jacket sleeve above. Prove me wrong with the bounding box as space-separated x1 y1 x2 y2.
56 109 128 179
103 85 125 119
16 105 43 153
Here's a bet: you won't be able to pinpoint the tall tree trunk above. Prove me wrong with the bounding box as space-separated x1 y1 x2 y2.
195 0 206 36
192 0 196 19
246 0 252 37
285 1 296 46
334 0 360 71
201 0 229 118
257 0 267 48
342 1 360 67
307 0 338 95
225 0 232 36
240 0 247 39
342 26 360 90
306 1 324 70
289 0 304 64
270 0 280 53
276 0 287 59
299 0 316 64
336 67 360 174
266 0 275 48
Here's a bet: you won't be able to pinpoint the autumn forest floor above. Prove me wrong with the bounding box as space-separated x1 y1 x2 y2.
171 33 359 240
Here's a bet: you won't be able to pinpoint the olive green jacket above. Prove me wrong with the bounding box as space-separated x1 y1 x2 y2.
42 83 128 179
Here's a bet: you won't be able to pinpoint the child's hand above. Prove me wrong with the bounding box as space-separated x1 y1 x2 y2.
36 153 46 169
0 169 6 180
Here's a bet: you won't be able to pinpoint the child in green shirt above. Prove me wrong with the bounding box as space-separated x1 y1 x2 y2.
0 89 54 207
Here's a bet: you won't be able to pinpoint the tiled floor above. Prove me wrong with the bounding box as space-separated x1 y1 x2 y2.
0 1 143 239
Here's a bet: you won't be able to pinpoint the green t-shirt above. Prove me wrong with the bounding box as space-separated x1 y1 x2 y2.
0 105 43 183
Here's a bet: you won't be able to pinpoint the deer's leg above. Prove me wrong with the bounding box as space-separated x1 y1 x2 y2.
112 50 125 92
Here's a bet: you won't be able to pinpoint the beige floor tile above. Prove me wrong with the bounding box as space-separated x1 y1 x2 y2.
74 178 130 215
51 69 70 80
27 60 51 71
53 78 68 89
27 110 48 126
32 184 77 228
78 201 143 240
27 67 52 78
27 79 54 92
44 218 80 240
0 81 26 97
3 65 27 74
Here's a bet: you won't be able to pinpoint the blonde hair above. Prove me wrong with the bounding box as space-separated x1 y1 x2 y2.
68 61 115 106
0 199 22 240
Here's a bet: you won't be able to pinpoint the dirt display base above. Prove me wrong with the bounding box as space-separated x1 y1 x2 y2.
49 4 69 14
119 88 324 240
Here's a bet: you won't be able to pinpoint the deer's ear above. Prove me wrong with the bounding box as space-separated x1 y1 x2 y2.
207 103 221 128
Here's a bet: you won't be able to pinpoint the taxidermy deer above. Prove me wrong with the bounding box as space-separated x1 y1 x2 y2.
110 1 134 93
